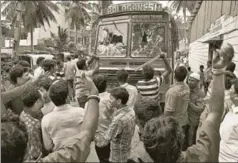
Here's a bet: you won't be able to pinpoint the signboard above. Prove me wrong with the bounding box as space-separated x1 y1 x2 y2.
105 2 163 15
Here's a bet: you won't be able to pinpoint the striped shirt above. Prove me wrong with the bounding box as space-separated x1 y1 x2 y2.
136 76 164 100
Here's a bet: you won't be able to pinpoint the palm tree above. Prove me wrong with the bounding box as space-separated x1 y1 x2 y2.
51 26 69 52
60 1 92 44
169 1 197 45
2 1 59 52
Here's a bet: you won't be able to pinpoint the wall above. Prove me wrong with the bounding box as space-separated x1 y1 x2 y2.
189 0 238 75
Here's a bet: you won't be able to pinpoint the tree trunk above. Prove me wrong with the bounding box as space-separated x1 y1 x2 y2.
183 5 187 46
75 28 77 44
30 26 34 52
13 3 22 56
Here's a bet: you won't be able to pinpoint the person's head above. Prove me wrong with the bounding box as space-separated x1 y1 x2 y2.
36 57 45 66
17 60 31 69
109 87 129 109
188 72 200 90
116 69 129 84
1 110 27 163
93 74 107 93
66 55 71 61
143 116 184 163
187 67 191 72
220 43 234 62
76 58 87 70
49 80 69 106
134 98 161 129
226 62 236 73
42 59 56 73
39 77 53 103
225 74 234 91
22 87 44 119
10 65 30 85
142 65 155 81
200 65 204 71
230 79 238 105
207 61 212 68
174 66 187 82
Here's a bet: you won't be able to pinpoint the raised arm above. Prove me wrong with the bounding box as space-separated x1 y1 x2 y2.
160 54 172 79
92 57 100 75
185 48 233 162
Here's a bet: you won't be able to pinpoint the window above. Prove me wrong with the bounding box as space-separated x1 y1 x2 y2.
96 23 128 57
131 23 166 57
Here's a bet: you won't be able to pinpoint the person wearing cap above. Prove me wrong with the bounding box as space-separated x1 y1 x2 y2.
187 72 205 146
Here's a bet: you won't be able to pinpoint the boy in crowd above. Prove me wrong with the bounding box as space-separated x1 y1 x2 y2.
187 73 205 146
20 88 44 161
41 80 85 152
164 66 190 149
137 53 172 102
64 56 76 101
91 74 114 163
117 69 138 109
96 87 135 162
34 57 45 78
75 56 99 107
7 65 31 115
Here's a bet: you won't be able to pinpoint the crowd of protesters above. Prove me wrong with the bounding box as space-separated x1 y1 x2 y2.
1 42 238 163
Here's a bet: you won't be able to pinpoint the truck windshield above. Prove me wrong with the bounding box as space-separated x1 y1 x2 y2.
131 22 166 58
96 22 128 57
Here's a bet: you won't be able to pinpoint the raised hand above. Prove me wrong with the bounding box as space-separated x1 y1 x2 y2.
81 72 98 95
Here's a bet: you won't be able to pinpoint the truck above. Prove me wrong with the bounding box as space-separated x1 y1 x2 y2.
94 2 179 103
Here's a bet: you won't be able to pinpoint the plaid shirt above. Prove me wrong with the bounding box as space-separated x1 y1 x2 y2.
20 111 43 161
96 106 136 162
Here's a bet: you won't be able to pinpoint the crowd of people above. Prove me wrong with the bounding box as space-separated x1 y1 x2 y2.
1 42 238 163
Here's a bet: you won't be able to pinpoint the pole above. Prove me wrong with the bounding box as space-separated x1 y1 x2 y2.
0 0 2 55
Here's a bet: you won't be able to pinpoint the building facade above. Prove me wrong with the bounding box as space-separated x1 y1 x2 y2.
188 1 238 75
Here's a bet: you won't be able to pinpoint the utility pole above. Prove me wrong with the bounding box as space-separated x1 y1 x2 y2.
13 3 23 57
0 0 2 55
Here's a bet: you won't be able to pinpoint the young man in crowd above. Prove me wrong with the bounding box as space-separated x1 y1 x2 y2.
164 65 190 150
75 56 99 107
96 87 136 162
42 59 57 82
39 77 55 116
90 74 114 163
1 111 28 163
41 80 85 152
64 56 76 101
7 65 31 115
142 45 231 162
117 69 138 109
187 72 205 146
186 66 193 83
20 88 44 161
198 65 205 89
137 53 172 102
204 61 212 93
130 98 162 162
34 57 45 78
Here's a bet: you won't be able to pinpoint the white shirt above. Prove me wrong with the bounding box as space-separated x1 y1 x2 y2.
219 105 238 162
121 83 138 109
41 104 85 152
41 101 55 116
34 66 44 78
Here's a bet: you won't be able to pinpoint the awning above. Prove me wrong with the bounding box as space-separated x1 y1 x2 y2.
202 34 223 43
